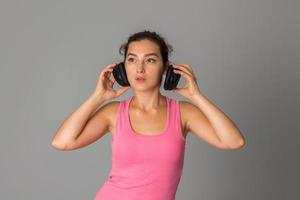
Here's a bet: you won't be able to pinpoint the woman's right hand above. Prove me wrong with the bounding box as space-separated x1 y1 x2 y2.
93 63 130 101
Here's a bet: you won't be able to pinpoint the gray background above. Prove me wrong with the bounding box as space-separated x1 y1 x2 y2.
1 0 299 199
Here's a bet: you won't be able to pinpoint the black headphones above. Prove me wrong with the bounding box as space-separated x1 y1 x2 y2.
112 62 181 90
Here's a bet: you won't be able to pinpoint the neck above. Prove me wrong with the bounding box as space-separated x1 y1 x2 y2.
131 93 166 112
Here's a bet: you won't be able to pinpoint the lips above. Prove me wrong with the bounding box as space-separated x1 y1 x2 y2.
136 76 145 80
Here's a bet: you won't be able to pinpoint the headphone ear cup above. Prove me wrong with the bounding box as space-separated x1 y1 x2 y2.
163 65 181 90
112 62 130 87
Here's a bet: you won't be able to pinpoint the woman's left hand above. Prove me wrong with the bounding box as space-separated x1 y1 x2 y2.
171 64 203 100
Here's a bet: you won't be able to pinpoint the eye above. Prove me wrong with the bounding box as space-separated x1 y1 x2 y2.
127 57 134 62
147 58 156 63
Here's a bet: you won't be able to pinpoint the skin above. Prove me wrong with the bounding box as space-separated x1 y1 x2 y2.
101 39 245 149
119 39 181 136
52 39 245 151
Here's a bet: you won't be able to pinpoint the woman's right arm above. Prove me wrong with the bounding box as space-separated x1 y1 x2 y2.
51 63 129 151
51 92 106 151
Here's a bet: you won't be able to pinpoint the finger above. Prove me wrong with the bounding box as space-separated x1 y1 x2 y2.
174 65 197 81
109 78 116 87
100 63 117 73
181 64 193 70
100 71 112 82
107 63 118 68
101 68 114 77
173 68 193 83
175 64 193 71
104 67 115 75
182 64 196 77
173 66 190 77
172 64 193 77
174 64 193 74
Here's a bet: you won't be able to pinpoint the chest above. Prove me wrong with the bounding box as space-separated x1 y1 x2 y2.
110 105 187 139
128 108 168 135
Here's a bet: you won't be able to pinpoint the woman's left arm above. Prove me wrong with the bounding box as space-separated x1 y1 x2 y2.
172 64 245 150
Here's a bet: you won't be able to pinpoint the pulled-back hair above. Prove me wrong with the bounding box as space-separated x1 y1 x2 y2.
119 30 173 71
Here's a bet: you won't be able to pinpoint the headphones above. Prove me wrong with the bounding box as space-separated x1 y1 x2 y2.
112 62 181 90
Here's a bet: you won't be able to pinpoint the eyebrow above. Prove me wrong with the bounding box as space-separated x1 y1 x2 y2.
127 53 159 57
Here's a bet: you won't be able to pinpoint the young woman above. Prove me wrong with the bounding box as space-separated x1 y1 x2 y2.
51 30 245 200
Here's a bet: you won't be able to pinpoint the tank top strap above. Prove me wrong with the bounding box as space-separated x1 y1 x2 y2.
168 97 186 142
113 98 128 140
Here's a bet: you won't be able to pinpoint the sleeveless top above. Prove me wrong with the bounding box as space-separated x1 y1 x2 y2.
94 96 186 200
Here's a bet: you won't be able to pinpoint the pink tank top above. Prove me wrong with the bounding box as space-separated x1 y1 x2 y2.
94 96 186 200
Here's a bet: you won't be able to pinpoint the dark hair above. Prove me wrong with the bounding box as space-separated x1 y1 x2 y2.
119 30 173 71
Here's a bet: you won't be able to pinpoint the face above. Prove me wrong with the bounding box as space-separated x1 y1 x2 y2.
125 39 165 90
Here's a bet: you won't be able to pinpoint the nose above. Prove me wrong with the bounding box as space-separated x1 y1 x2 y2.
136 61 145 73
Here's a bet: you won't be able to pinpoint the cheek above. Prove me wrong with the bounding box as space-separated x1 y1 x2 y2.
149 69 162 79
125 66 135 76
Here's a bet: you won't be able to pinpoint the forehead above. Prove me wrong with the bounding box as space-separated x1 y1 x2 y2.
127 39 160 55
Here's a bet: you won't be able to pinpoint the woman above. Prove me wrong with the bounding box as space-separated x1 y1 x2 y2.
51 30 245 200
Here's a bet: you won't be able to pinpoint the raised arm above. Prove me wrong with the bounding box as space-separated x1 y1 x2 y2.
51 92 108 151
51 63 129 151
181 98 244 150
172 64 245 150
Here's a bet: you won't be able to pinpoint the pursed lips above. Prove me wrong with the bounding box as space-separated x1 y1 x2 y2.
136 76 145 80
